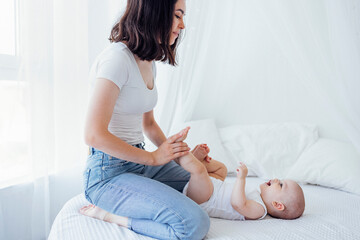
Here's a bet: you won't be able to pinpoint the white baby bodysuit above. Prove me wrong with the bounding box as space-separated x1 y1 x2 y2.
183 177 267 220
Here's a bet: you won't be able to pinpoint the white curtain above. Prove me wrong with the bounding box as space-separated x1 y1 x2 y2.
155 0 226 135
325 0 360 153
256 0 360 153
17 0 88 238
155 0 360 155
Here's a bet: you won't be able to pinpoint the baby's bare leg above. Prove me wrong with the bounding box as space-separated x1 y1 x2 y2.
192 144 228 181
202 159 227 181
178 152 213 204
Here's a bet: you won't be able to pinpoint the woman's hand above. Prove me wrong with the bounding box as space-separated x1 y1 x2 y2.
175 126 190 143
150 128 190 166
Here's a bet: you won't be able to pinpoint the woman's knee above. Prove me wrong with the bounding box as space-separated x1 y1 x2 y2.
189 208 210 240
176 205 210 240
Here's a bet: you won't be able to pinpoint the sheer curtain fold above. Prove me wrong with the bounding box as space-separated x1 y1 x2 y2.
18 0 88 238
156 0 226 135
53 0 89 172
19 1 54 237
325 0 360 153
258 0 360 154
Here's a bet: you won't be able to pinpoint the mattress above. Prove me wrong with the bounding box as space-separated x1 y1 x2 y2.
48 177 360 240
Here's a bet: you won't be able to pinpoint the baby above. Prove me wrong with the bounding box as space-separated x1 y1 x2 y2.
187 144 305 220
80 132 305 225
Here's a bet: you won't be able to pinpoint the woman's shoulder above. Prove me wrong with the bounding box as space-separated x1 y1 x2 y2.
98 42 132 63
107 41 128 52
91 42 133 88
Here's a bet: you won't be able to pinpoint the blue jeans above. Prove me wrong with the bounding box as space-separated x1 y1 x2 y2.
83 143 210 240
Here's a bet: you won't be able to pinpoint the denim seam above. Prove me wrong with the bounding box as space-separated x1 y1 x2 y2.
151 179 189 183
103 162 128 169
84 168 91 201
105 182 189 239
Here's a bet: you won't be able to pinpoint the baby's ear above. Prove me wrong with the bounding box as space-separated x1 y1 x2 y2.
271 201 285 211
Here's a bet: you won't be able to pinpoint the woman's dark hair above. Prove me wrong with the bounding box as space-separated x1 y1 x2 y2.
110 0 182 66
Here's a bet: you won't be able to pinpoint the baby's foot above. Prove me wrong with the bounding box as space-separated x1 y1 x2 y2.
191 144 208 161
79 204 108 221
178 152 205 174
191 144 212 162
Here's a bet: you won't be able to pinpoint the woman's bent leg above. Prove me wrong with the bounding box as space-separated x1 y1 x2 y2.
143 160 190 192
87 173 210 240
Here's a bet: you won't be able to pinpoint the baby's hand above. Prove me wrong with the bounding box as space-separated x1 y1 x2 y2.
236 162 248 179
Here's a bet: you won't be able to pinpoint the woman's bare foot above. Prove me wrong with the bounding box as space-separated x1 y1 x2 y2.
79 204 129 227
79 204 108 220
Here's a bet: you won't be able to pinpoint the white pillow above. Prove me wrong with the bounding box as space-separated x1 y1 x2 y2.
286 138 360 195
219 122 318 178
171 119 237 174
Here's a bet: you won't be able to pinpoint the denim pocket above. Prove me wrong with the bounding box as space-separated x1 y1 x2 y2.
101 156 132 181
105 156 130 168
101 153 130 168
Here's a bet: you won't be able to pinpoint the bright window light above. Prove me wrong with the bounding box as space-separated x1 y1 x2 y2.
0 80 30 188
0 0 16 56
0 0 28 188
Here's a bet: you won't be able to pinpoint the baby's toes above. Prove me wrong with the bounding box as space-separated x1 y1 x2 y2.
83 204 92 209
79 206 90 214
198 145 206 152
200 148 208 156
194 145 201 151
83 204 94 211
203 145 210 154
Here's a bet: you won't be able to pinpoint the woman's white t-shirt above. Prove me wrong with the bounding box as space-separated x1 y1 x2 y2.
88 42 158 145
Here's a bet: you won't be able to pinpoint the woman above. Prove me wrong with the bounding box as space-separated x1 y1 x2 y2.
80 0 210 239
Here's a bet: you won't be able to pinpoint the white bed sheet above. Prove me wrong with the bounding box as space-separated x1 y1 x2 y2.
48 177 360 240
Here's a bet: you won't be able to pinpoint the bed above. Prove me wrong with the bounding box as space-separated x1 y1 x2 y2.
49 120 360 239
48 176 360 240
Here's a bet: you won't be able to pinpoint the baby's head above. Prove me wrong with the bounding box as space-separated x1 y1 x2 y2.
260 179 305 220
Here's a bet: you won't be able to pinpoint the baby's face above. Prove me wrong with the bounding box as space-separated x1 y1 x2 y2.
259 178 298 203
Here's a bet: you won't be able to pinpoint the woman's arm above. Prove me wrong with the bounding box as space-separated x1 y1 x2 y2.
85 78 189 166
231 163 265 220
142 110 166 147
